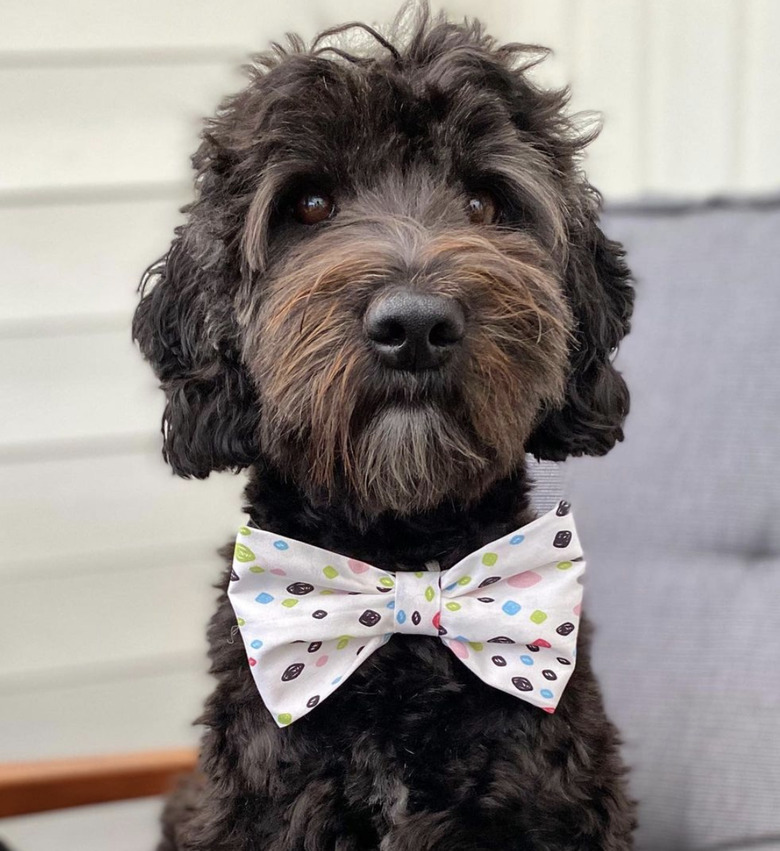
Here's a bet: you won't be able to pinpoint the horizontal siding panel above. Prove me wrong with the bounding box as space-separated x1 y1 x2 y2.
569 0 645 200
0 663 210 761
0 197 185 323
0 330 159 446
742 0 780 191
0 556 220 678
645 0 741 195
0 0 389 55
0 63 244 192
0 450 246 570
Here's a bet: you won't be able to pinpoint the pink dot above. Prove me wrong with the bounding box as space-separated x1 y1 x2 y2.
573 604 582 616
315 655 329 667
270 568 286 576
449 641 469 660
348 559 370 574
508 570 542 588
248 657 256 667
543 707 555 714
531 638 551 648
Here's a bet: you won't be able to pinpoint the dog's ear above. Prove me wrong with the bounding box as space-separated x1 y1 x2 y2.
132 220 259 478
527 198 634 460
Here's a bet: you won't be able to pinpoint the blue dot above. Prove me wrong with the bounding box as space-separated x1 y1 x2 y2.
250 639 263 649
520 655 534 665
396 610 406 624
255 592 274 604
502 600 522 616
455 635 470 643
510 534 525 545
541 689 554 699
445 582 458 592
386 600 395 609
331 676 342 685
273 540 289 550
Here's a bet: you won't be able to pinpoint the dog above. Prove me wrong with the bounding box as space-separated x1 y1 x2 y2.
133 7 636 849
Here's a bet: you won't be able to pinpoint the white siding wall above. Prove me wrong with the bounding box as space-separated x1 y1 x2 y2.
1 0 778 763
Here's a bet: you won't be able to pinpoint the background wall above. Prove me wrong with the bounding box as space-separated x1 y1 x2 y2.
1 0 779 763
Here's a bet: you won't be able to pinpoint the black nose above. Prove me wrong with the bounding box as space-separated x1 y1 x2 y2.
364 290 465 371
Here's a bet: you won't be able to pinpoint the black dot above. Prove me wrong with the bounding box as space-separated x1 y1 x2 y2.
491 655 507 667
306 695 320 708
358 609 381 627
312 610 328 619
512 676 534 692
307 642 322 653
557 657 571 665
281 663 304 682
286 582 314 595
542 669 557 681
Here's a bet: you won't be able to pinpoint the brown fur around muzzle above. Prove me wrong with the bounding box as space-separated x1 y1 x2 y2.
240 216 572 516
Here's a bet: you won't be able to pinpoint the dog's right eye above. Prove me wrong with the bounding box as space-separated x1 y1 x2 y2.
292 192 336 225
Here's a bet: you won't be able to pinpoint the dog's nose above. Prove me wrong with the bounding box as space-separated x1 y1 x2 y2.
364 290 465 371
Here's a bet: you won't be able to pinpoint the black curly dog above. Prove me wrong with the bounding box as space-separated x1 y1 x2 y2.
133 7 636 850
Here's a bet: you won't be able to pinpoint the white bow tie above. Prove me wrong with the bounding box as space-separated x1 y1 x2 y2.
228 501 584 727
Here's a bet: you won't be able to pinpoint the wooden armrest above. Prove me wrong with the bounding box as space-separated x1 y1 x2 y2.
0 748 198 818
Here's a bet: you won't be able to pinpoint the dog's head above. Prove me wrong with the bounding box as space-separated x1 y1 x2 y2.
133 10 633 518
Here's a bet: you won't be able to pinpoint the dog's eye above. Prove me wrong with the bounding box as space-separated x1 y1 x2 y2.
467 191 498 225
293 192 336 225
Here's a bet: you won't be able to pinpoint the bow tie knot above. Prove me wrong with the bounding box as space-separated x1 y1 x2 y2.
393 569 442 636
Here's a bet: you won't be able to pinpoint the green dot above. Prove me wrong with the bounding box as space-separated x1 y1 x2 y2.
457 575 472 586
379 576 394 588
320 589 335 595
425 586 435 602
337 636 351 649
277 713 292 725
530 609 548 624
249 565 265 573
482 553 498 567
445 602 461 612
415 571 424 578
557 561 573 570
281 599 298 608
236 618 245 627
323 565 339 579
234 543 255 563
468 642 483 651
239 526 251 536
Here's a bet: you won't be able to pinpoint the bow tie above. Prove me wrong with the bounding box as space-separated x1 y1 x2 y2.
228 501 584 727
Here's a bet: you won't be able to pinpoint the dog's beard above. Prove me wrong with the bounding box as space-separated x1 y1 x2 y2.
246 228 572 517
349 402 493 515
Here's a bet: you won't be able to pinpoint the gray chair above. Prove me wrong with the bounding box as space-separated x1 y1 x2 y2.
560 199 780 850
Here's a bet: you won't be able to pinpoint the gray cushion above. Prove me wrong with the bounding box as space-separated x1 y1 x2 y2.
563 200 780 851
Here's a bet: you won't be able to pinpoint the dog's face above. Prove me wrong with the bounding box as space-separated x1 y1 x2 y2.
133 15 633 518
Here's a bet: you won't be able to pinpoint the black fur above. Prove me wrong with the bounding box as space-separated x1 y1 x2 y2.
133 7 636 849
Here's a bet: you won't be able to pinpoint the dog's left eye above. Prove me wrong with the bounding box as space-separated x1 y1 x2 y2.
466 191 499 225
293 192 336 225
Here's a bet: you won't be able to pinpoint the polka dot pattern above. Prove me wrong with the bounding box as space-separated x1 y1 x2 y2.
228 499 584 727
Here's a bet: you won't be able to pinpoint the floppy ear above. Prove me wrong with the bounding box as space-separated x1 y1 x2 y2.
132 221 260 478
527 198 634 460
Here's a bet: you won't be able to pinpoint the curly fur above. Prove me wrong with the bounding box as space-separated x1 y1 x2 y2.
133 6 636 849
